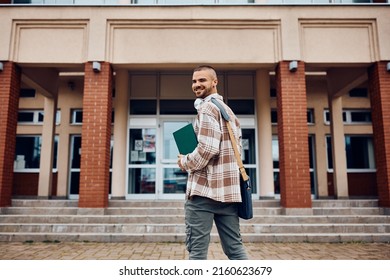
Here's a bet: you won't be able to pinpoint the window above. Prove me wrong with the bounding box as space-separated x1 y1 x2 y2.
270 88 277 98
326 135 376 170
129 71 256 115
349 111 371 123
69 135 81 196
349 88 368 98
228 100 255 115
18 110 61 125
307 109 315 124
128 128 157 194
130 100 157 115
19 88 36 98
160 100 196 115
345 136 375 170
14 136 41 170
324 109 372 124
241 128 257 195
18 111 39 123
14 135 59 170
271 110 278 125
129 128 156 165
71 109 83 124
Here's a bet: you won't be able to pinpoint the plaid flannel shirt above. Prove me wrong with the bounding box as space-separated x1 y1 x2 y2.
181 94 242 203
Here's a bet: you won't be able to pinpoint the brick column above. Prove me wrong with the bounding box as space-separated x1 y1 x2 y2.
276 61 312 212
369 62 390 208
0 62 21 207
78 62 112 209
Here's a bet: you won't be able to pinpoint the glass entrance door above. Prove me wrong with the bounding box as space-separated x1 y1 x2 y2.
160 120 192 199
128 126 157 198
127 118 192 199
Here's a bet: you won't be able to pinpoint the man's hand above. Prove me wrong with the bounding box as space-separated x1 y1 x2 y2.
177 154 186 171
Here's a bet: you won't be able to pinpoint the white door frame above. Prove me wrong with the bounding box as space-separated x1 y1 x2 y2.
126 116 194 200
157 117 194 199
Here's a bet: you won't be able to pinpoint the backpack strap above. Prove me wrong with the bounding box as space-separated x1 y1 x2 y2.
211 98 249 182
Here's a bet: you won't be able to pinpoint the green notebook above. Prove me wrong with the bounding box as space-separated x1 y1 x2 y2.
173 123 198 155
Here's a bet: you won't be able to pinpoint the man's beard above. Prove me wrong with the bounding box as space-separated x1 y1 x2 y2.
194 86 213 98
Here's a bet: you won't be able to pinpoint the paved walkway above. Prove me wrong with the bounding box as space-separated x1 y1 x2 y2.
1 242 389 260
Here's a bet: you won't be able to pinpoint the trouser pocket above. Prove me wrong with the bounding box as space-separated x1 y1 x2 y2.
185 224 192 252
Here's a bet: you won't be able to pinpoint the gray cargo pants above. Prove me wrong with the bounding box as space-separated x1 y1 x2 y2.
185 195 248 260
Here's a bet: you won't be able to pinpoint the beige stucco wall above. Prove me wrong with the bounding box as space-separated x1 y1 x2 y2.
0 5 389 66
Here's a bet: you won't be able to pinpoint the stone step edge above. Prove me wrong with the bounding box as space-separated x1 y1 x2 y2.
1 223 389 227
1 232 389 243
9 200 379 206
1 232 390 235
1 214 389 220
3 206 382 210
11 199 378 202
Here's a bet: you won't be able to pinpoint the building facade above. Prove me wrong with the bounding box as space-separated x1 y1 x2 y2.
0 1 390 212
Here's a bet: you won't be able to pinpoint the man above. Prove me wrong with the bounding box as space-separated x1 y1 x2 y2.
177 65 248 260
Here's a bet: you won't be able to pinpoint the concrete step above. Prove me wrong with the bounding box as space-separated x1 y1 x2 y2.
313 207 383 215
11 200 79 208
10 199 378 208
4 199 382 216
106 207 284 215
312 199 378 208
1 198 388 243
3 207 380 216
0 214 184 224
1 214 389 224
3 207 79 215
1 223 389 234
0 223 185 234
1 232 389 243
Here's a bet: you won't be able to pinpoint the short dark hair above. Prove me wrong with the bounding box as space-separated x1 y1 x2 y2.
193 65 216 73
193 65 217 79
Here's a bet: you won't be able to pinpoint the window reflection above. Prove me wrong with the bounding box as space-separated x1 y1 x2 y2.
241 129 256 165
326 135 376 170
163 168 187 194
128 168 156 194
129 129 156 164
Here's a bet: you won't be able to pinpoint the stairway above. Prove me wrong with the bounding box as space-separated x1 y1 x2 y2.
0 199 389 243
